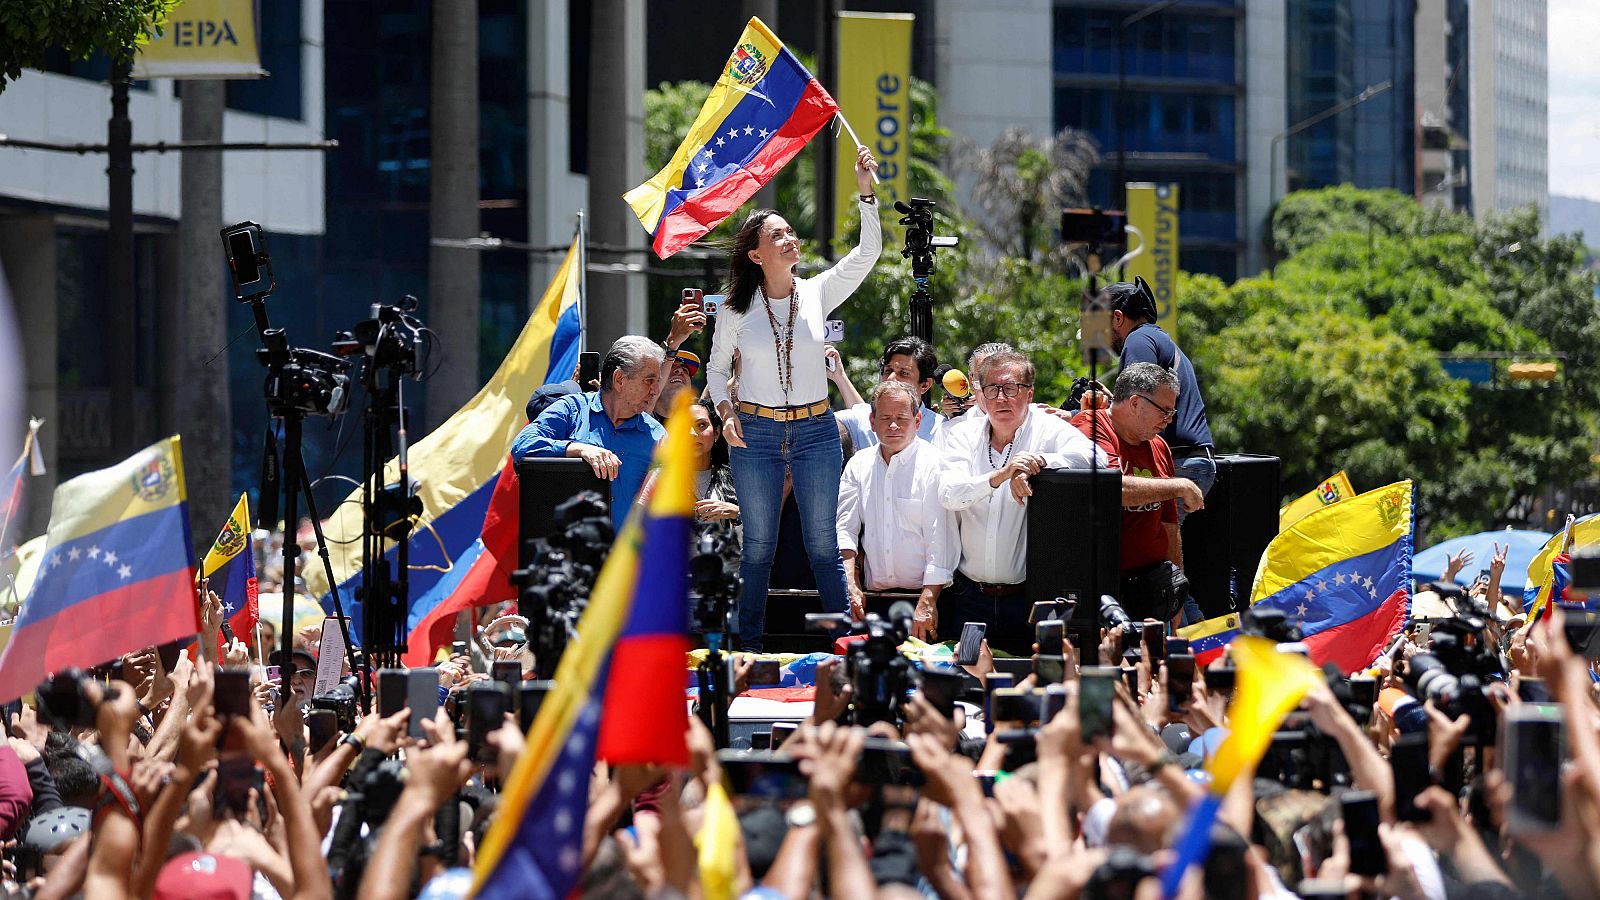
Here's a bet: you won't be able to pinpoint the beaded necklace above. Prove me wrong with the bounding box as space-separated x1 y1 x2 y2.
986 423 1015 470
760 276 800 401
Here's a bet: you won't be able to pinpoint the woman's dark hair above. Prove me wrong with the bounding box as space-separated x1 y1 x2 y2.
693 401 737 499
723 208 781 314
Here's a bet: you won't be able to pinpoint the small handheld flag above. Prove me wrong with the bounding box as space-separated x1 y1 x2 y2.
199 493 259 652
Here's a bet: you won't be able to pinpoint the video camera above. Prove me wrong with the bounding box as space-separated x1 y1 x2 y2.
807 602 917 727
1404 612 1503 745
510 491 613 679
332 294 429 378
894 198 959 279
690 521 741 634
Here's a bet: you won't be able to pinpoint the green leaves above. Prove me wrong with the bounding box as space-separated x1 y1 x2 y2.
0 0 179 92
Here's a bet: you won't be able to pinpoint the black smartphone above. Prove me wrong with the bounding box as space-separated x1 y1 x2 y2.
1347 676 1378 709
990 687 1042 724
750 731 772 750
406 669 440 739
1165 637 1191 657
467 682 511 762
984 673 1015 734
451 640 468 658
1122 666 1139 694
1207 664 1237 696
956 622 986 666
518 680 554 733
1030 599 1076 624
306 709 338 755
1037 620 1065 656
718 751 807 799
976 772 997 797
1034 654 1066 685
1505 706 1564 834
747 659 782 687
1516 676 1552 703
918 670 963 719
215 754 265 818
857 737 922 786
215 668 253 719
1165 653 1196 713
770 721 798 750
492 660 522 686
990 657 1034 679
1391 732 1433 822
1080 667 1118 741
1341 790 1387 876
1143 621 1166 662
578 351 601 388
378 668 408 718
1558 607 1600 658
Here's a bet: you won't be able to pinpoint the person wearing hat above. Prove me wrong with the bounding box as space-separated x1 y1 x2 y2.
654 347 702 420
272 646 318 710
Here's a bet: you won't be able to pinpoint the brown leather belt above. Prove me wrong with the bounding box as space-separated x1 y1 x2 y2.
737 399 831 422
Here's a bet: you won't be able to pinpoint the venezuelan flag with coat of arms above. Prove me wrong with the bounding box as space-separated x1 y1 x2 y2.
1249 480 1414 674
626 17 840 258
1524 513 1600 621
304 238 583 665
472 392 695 899
198 493 259 649
0 437 197 703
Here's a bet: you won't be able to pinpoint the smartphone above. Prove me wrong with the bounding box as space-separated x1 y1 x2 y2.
1036 620 1065 656
682 287 704 309
578 351 601 388
378 668 408 718
467 682 511 762
857 737 921 786
1516 676 1551 703
750 731 772 750
984 673 1015 733
770 721 798 750
1558 608 1600 658
1040 683 1069 722
1122 666 1139 694
1034 654 1066 685
956 622 987 666
306 709 338 755
990 687 1042 724
215 668 252 719
976 772 997 798
1341 790 1387 876
1504 706 1564 834
1207 664 1237 696
824 319 845 342
1165 653 1196 713
989 657 1034 679
1165 637 1191 657
1080 667 1118 741
703 294 723 317
1030 599 1076 625
747 659 782 687
518 680 554 733
406 669 440 739
719 751 807 799
1391 732 1433 822
451 640 468 659
1414 622 1434 647
917 670 963 719
215 754 265 818
1143 622 1166 662
492 660 521 686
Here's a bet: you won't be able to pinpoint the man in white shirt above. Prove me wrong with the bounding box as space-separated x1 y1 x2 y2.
836 381 959 640
836 336 944 449
939 341 1013 432
938 349 1106 653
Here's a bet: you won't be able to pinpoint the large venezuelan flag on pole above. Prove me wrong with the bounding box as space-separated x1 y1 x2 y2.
0 437 197 702
625 17 840 259
1249 480 1414 674
304 237 584 665
472 393 695 899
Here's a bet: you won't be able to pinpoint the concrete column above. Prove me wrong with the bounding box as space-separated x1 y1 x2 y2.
0 216 59 539
428 0 482 428
527 0 583 316
586 0 647 349
177 81 233 541
1243 0 1287 276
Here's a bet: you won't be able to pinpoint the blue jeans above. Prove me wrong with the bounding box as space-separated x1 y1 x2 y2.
729 410 848 650
1176 452 1217 625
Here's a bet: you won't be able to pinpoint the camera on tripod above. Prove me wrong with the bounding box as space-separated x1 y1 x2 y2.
510 492 613 678
807 602 917 727
332 295 428 377
257 327 352 418
690 521 741 634
894 198 959 278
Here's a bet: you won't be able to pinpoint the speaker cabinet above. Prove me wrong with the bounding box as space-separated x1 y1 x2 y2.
1179 453 1280 618
515 458 611 573
1025 468 1122 623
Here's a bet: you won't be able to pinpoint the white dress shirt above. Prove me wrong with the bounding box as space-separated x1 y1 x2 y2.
836 438 958 590
938 408 1107 584
706 199 882 408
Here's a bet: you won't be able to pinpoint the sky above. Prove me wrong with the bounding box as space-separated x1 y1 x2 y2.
1549 0 1600 201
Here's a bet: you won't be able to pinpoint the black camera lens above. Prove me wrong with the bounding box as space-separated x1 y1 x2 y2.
1099 595 1132 632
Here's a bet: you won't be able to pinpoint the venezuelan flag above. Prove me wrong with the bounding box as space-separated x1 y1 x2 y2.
1524 514 1600 621
1249 480 1414 674
1278 470 1354 533
303 237 583 665
0 437 197 703
472 392 696 898
1160 636 1322 897
0 419 44 559
626 17 840 258
199 493 259 647
1177 612 1240 667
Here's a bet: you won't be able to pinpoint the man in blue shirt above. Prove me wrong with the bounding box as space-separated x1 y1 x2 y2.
512 335 666 527
836 336 944 449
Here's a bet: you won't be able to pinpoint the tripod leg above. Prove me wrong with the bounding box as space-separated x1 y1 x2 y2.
290 444 369 712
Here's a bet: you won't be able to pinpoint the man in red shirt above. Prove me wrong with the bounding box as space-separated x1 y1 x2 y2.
1071 363 1205 604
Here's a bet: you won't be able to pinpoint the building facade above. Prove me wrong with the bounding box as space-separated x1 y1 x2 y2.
1469 0 1547 218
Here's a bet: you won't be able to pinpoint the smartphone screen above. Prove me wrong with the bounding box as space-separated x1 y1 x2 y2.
378 668 408 718
1348 676 1378 708
747 659 782 686
215 669 252 719
491 660 521 686
406 669 440 739
1391 732 1432 822
956 622 986 666
1080 667 1118 741
918 670 963 718
467 683 510 762
1143 622 1166 662
1034 654 1066 686
1206 665 1237 696
984 673 1014 733
1037 620 1065 656
1122 666 1139 694
518 680 554 733
1165 654 1196 713
1341 790 1387 876
1030 599 1075 624
990 687 1041 724
1165 637 1191 657
306 709 338 754
720 751 807 799
577 351 601 388
856 737 921 786
1506 709 1564 833
770 721 798 749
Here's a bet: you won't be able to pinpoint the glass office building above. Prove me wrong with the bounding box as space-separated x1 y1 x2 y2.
1051 0 1244 281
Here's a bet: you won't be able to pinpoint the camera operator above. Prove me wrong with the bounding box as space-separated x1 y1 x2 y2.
513 335 666 529
835 337 944 450
836 382 958 636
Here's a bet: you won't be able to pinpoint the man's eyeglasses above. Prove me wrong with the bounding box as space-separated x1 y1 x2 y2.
1136 393 1177 421
981 382 1034 400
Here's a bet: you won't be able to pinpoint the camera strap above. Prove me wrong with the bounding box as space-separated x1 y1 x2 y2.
95 770 144 829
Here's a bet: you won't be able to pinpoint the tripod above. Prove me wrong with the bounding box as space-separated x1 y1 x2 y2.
356 355 416 673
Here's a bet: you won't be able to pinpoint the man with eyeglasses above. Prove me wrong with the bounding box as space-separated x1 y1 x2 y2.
938 349 1106 654
1072 363 1205 624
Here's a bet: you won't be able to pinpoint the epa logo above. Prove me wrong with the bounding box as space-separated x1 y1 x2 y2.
164 19 241 47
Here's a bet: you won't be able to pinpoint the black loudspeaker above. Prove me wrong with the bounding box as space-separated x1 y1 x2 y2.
1179 453 1280 618
1026 468 1122 623
514 458 611 574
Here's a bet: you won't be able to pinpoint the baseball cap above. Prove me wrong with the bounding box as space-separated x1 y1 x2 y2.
154 852 252 900
673 349 701 376
1104 278 1159 322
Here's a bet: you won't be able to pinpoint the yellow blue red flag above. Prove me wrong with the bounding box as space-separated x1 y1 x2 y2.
625 17 840 258
472 392 696 899
1176 611 1241 668
1250 480 1414 674
1278 470 1355 532
199 493 258 645
1524 514 1600 621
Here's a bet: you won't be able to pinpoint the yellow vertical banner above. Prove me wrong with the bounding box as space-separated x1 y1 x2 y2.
132 0 264 79
1125 183 1181 340
835 12 914 230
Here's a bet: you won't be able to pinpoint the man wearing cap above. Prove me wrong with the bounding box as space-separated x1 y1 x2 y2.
654 347 701 419
273 647 317 710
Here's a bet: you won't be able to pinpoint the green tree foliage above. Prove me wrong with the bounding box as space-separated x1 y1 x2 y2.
0 0 178 90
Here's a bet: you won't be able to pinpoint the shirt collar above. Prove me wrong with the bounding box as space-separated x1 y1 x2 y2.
587 390 648 430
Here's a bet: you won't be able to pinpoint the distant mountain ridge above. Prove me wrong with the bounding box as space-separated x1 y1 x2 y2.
1550 194 1600 247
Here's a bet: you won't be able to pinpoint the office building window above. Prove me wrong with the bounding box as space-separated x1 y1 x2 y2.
227 0 303 120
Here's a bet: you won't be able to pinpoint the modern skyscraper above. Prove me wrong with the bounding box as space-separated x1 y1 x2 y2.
1468 0 1548 218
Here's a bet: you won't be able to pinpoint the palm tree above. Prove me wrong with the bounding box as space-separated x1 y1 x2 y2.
961 126 1100 263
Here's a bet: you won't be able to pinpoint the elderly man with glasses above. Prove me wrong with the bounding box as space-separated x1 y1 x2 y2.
937 349 1106 654
1072 363 1205 624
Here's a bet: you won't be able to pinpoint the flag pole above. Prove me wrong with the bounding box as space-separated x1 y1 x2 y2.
576 210 588 348
833 112 880 184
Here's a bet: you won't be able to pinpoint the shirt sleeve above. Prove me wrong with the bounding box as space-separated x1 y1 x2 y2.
1070 410 1122 469
511 396 579 460
836 459 864 553
937 427 996 510
1038 417 1109 470
922 475 959 586
812 198 883 316
706 307 738 407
